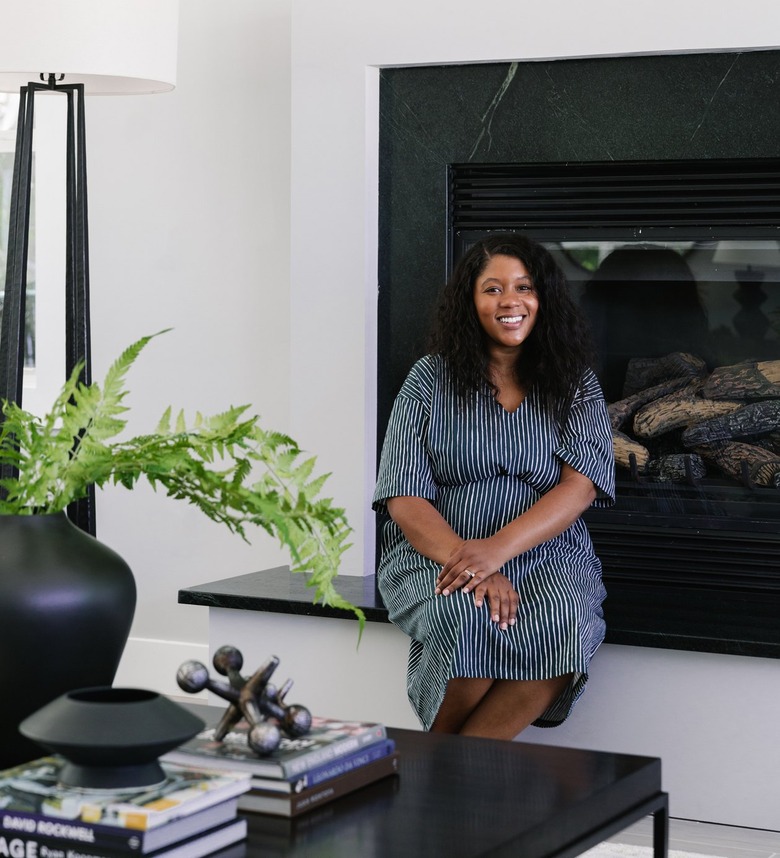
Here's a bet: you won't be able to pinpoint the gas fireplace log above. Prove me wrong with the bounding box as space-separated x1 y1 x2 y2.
622 352 708 397
693 441 780 488
612 429 649 473
632 387 742 440
645 453 706 483
681 400 780 446
755 431 780 455
607 376 694 430
702 360 780 400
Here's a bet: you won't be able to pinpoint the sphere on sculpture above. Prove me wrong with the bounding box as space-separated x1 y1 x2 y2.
213 645 243 676
283 704 313 737
176 660 209 694
248 721 282 755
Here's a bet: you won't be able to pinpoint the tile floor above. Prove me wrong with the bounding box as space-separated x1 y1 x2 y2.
610 816 780 857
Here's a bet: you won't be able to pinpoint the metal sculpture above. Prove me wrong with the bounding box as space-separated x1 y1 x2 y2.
176 646 312 755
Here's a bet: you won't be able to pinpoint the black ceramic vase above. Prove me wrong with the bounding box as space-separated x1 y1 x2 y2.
20 687 205 789
0 513 136 768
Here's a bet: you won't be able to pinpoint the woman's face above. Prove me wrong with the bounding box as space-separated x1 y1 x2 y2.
472 253 539 356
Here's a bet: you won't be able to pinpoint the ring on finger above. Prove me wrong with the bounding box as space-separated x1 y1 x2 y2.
464 570 476 580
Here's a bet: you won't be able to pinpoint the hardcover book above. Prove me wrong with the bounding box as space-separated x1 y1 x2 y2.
0 817 248 858
249 738 396 794
0 757 251 835
162 716 388 780
237 751 401 817
0 799 239 854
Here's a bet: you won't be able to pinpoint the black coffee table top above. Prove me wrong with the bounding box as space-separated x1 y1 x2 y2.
241 726 664 857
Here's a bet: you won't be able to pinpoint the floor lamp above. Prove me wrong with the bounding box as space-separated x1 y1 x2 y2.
0 0 178 534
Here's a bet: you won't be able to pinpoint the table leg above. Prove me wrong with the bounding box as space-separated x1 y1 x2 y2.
653 793 670 858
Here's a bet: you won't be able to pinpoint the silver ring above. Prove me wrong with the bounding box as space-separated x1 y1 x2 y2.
465 570 476 580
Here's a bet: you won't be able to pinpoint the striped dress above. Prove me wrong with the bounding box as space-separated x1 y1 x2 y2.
372 355 615 730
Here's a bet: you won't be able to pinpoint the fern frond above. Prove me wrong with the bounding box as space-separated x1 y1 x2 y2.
101 330 170 413
0 330 360 626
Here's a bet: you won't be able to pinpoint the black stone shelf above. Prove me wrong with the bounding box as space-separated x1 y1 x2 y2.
178 565 390 624
179 565 780 658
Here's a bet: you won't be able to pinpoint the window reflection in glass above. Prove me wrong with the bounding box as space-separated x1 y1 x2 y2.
547 239 780 402
0 92 35 370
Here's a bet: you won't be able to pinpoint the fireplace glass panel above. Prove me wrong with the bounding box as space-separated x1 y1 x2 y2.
546 238 780 523
550 239 780 398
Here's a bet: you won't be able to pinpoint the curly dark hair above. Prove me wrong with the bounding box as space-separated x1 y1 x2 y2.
428 232 596 425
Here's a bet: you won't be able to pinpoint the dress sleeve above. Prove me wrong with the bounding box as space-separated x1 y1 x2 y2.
554 369 616 508
372 359 438 514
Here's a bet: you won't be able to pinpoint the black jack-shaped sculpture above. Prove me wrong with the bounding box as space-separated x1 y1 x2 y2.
176 646 312 755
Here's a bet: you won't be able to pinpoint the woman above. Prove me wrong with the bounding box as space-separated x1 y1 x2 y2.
372 233 615 740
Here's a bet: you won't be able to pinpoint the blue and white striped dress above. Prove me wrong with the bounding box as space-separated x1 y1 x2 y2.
372 355 615 730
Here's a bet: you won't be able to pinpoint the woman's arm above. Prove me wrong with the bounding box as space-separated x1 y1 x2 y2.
436 462 597 592
386 464 596 630
385 496 464 566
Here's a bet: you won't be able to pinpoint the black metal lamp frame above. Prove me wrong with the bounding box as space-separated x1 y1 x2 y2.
0 74 95 535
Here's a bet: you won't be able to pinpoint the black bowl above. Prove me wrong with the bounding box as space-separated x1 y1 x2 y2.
19 686 205 789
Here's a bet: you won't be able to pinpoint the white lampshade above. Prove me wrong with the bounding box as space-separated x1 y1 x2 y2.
0 0 178 95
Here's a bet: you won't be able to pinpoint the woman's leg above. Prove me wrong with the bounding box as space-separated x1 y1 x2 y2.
431 674 573 739
430 677 494 734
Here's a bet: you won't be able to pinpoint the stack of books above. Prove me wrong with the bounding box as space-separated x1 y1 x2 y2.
162 716 400 818
0 756 252 857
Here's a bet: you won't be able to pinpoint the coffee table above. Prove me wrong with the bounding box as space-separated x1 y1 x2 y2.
239 725 668 857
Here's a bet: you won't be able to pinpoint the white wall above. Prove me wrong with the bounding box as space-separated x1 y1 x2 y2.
84 0 294 689
44 0 780 831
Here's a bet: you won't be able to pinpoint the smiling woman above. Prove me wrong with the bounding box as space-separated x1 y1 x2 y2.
372 233 615 741
472 254 539 412
472 254 539 357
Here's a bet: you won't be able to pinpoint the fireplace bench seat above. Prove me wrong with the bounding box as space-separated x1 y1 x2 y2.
178 565 418 728
179 564 388 624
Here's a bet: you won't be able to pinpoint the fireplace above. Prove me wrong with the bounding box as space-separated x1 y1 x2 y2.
449 158 780 656
377 51 780 657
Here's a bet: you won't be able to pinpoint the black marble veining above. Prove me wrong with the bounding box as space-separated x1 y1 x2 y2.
178 566 390 624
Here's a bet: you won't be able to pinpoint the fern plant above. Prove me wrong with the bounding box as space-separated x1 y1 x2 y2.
0 331 364 630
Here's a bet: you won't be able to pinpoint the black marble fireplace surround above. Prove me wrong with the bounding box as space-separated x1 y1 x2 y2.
377 50 780 658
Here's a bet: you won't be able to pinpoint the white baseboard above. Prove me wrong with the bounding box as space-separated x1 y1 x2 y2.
114 636 209 702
